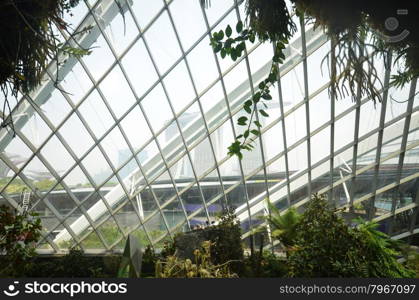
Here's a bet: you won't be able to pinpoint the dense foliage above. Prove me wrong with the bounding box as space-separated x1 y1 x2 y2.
285 195 415 277
25 248 113 277
0 205 42 276
155 241 237 278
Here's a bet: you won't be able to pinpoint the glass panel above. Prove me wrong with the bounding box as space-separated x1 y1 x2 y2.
281 63 305 109
59 113 95 158
113 200 142 235
120 105 152 151
82 147 113 186
100 127 130 169
137 187 157 221
310 89 331 131
97 217 124 248
59 63 93 104
187 37 219 94
45 184 76 217
131 0 164 30
82 34 115 81
311 127 331 165
248 43 273 80
100 65 136 119
205 0 234 29
334 109 355 152
80 230 106 250
129 225 151 247
41 135 75 174
78 90 114 139
144 11 182 75
39 89 72 128
141 84 172 133
169 0 206 51
22 156 56 193
163 60 195 115
63 166 91 191
1 135 32 171
20 110 52 150
307 42 330 95
3 175 28 196
358 100 381 138
143 212 168 243
385 85 410 123
284 104 306 146
122 39 158 98
104 7 138 56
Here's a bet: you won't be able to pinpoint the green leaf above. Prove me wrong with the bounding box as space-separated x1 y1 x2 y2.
231 49 237 61
254 120 262 128
253 92 261 103
268 72 277 84
226 25 232 37
244 130 250 138
221 48 226 59
259 109 269 117
218 30 224 40
258 81 266 90
236 21 243 33
251 129 260 136
262 93 272 100
214 43 222 53
238 116 248 123
249 32 255 43
244 99 252 107
244 105 252 114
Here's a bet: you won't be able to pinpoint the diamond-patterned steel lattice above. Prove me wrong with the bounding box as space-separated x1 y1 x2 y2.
0 0 419 254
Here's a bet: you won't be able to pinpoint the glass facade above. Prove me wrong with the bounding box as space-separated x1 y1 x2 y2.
1 0 418 254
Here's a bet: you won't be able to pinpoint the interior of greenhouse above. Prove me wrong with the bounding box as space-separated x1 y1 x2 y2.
1 0 419 278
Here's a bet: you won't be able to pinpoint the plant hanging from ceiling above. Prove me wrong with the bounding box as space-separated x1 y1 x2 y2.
207 0 419 159
0 0 92 135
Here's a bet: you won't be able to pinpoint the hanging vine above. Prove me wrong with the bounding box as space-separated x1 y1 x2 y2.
208 0 419 159
0 0 92 136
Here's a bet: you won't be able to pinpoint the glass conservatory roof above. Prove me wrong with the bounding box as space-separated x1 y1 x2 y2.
1 0 418 254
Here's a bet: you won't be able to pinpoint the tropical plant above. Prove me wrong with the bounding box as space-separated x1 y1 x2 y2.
286 194 415 277
140 245 158 277
406 251 419 278
173 210 244 272
0 0 91 135
155 241 237 278
0 205 42 276
263 199 301 249
354 218 415 278
210 1 419 159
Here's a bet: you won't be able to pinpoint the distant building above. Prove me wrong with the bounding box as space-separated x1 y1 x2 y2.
165 112 222 179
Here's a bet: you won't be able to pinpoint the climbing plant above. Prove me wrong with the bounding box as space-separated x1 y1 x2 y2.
208 0 419 159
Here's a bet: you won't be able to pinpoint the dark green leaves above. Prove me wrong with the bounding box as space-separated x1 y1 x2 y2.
226 25 232 37
210 20 290 161
259 109 269 117
262 93 272 100
213 30 224 41
237 116 248 125
236 21 243 33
